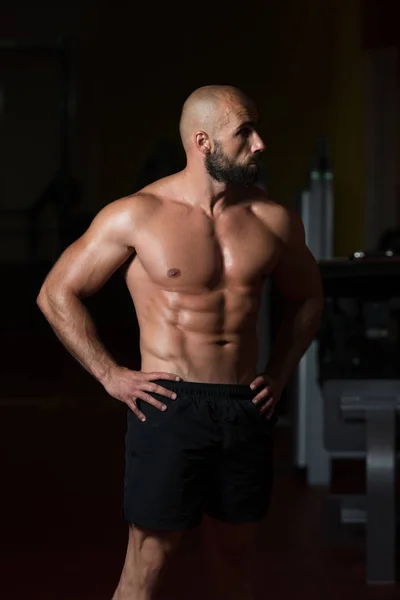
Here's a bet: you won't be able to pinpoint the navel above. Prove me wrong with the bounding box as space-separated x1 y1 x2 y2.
167 268 181 278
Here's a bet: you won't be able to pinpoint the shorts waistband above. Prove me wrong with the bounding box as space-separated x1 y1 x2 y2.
153 379 255 400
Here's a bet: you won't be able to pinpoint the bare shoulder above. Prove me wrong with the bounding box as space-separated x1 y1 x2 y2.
94 173 183 236
89 191 162 240
251 193 305 246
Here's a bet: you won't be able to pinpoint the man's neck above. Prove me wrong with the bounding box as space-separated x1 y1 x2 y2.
180 166 239 217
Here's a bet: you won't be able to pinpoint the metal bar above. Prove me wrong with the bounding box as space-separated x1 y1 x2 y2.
366 405 396 584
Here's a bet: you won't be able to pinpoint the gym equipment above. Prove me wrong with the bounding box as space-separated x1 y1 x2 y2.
320 254 400 584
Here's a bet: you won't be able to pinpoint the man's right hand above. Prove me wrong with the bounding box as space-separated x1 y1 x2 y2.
103 367 181 421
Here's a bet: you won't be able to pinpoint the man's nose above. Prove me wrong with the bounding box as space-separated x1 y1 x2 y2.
251 133 265 153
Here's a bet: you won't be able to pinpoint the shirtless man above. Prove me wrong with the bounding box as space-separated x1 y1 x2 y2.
37 85 323 600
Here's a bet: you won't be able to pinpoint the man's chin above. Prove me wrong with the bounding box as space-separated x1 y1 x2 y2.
247 165 259 180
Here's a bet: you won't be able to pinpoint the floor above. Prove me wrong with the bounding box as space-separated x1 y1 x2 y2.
1 371 399 599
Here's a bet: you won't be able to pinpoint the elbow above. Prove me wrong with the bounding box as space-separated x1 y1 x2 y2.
36 283 63 316
37 283 77 318
36 286 49 313
36 285 46 310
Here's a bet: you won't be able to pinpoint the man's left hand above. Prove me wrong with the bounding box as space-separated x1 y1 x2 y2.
249 373 283 419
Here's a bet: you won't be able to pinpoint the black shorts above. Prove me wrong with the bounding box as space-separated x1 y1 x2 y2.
123 380 276 531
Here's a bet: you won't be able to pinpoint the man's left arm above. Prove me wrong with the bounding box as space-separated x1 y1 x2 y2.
250 208 324 416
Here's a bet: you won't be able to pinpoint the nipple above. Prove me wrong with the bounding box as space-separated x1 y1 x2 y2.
167 268 181 278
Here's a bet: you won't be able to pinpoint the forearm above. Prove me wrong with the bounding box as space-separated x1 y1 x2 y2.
37 290 119 385
265 296 323 387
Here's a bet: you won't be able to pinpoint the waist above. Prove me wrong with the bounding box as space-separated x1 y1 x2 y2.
140 328 258 358
152 379 255 401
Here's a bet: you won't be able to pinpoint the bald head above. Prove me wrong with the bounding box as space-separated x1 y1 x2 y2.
179 85 255 152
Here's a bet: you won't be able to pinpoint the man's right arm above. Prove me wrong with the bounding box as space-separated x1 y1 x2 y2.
37 198 136 385
37 196 180 420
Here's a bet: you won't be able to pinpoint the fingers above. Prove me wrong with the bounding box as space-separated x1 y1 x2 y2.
252 387 272 405
249 374 281 419
249 375 266 390
144 372 182 382
126 391 169 422
251 388 275 420
126 399 146 422
142 381 178 400
125 371 182 421
136 391 168 412
259 398 274 416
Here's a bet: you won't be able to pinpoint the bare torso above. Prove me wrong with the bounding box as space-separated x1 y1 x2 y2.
124 176 282 384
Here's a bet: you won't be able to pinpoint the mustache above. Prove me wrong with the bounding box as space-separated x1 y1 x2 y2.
248 153 262 164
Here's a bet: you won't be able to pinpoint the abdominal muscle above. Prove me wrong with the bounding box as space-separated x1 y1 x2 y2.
133 286 261 385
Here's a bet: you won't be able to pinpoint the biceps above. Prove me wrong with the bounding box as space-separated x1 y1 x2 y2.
43 236 133 298
273 244 323 302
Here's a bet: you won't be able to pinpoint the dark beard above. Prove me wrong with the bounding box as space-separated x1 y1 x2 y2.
205 141 260 186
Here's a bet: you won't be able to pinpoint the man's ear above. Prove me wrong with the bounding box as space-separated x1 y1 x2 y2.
195 131 211 154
